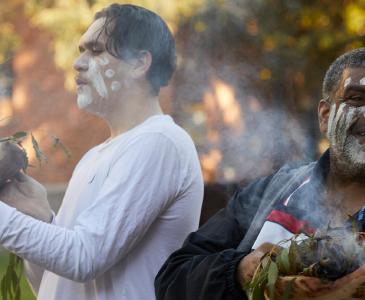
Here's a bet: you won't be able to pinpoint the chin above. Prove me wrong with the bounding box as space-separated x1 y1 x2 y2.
77 93 92 110
78 96 107 119
332 138 365 179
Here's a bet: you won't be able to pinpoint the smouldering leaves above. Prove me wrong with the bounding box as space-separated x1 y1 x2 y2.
244 229 365 300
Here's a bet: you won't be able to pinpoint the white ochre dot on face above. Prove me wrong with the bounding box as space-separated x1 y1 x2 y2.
111 81 121 91
105 69 115 78
360 77 365 86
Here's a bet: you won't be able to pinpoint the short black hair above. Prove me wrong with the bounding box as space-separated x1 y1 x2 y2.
94 4 176 95
323 47 365 100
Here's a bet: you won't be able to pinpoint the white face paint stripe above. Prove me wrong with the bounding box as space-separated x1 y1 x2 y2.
326 104 336 138
360 77 365 86
344 77 352 88
89 59 108 98
97 56 110 66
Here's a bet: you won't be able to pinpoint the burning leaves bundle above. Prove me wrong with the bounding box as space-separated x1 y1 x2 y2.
244 225 365 300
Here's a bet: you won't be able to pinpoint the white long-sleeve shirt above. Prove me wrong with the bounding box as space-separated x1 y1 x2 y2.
0 115 204 300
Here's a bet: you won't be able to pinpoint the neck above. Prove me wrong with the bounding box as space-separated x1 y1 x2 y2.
104 89 162 138
326 166 365 216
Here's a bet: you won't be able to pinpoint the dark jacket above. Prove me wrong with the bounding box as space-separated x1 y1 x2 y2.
155 151 330 300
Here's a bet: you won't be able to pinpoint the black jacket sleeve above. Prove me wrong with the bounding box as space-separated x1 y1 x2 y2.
155 175 274 300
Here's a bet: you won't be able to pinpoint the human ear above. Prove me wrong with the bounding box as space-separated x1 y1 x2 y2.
318 99 331 135
130 50 152 79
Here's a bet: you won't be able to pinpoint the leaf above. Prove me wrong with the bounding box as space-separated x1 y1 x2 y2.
278 248 290 274
0 254 23 300
10 132 27 141
31 132 47 165
51 135 72 160
281 278 295 300
251 282 266 300
10 269 17 295
267 261 278 298
1 275 7 300
288 240 300 274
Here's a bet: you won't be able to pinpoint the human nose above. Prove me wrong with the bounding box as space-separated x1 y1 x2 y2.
73 53 89 72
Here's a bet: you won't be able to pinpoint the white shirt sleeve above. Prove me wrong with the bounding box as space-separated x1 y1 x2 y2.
0 133 182 282
23 210 57 295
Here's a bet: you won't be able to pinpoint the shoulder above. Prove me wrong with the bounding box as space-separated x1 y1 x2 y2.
135 115 196 150
230 160 315 207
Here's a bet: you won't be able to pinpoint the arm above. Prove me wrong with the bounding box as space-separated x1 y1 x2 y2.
155 176 274 300
0 133 181 282
23 212 57 295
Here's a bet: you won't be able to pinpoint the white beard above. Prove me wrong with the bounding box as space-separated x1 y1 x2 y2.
77 86 92 109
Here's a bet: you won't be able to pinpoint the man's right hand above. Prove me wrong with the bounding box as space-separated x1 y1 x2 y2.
236 242 281 287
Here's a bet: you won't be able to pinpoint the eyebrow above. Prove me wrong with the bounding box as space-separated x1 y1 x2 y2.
79 40 105 52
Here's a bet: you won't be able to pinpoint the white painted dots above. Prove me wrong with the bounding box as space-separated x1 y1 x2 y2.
111 81 121 91
360 77 365 86
105 69 115 78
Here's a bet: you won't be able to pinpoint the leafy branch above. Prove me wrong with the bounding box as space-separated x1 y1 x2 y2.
0 130 71 300
244 225 365 300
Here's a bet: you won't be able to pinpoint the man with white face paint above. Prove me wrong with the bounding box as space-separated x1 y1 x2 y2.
155 48 365 300
0 4 203 300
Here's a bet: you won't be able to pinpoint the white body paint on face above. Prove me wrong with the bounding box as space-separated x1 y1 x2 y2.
111 81 121 91
327 103 365 169
77 85 92 109
344 77 352 88
89 58 108 98
105 69 115 78
360 77 365 86
97 56 110 66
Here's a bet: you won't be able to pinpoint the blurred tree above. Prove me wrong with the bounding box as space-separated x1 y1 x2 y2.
172 0 365 181
1 0 365 182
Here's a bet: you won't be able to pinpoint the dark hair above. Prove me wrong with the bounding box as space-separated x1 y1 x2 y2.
94 4 176 95
323 47 365 100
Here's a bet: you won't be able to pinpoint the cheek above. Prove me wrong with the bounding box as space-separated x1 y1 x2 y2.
96 56 110 66
328 103 355 135
88 60 108 98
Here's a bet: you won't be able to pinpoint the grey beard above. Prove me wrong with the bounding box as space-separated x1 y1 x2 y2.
330 136 365 179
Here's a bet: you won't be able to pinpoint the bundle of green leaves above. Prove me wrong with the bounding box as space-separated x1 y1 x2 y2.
244 224 365 300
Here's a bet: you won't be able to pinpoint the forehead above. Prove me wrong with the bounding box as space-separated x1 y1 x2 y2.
341 67 365 83
79 17 106 46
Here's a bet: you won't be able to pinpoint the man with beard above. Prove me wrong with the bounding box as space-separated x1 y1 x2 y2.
155 48 365 300
0 4 203 300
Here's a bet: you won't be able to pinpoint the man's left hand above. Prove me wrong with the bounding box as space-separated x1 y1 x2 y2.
0 173 53 223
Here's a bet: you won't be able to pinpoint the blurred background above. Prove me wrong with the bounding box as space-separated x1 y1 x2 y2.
1 0 365 298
